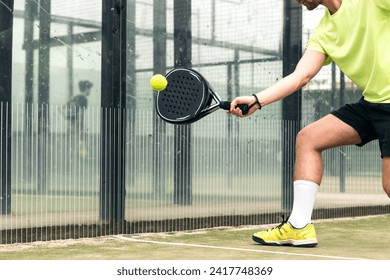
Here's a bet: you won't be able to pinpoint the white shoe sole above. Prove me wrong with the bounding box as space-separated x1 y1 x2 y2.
253 236 318 247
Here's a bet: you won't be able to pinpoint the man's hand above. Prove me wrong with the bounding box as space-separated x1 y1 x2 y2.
228 95 261 117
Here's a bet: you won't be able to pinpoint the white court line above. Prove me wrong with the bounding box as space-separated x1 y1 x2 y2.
115 235 366 260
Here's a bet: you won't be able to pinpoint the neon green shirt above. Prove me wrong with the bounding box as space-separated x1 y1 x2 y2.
306 0 390 103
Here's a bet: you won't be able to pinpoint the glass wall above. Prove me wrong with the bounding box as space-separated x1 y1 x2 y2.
0 0 386 244
3 0 102 238
125 0 285 225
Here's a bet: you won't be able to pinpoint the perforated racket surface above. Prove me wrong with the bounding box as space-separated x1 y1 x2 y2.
156 68 211 124
156 68 250 124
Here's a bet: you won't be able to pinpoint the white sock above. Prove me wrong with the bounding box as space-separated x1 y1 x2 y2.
288 180 319 229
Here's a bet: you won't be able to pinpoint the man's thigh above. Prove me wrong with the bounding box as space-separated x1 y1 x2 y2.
299 114 362 150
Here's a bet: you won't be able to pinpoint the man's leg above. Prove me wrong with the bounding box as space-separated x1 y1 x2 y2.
288 114 362 228
252 114 363 246
382 157 390 198
294 114 362 184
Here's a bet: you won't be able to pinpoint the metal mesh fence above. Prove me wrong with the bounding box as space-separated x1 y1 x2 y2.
0 0 388 244
1 102 387 243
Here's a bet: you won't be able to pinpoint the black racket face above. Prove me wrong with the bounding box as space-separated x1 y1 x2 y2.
156 69 209 124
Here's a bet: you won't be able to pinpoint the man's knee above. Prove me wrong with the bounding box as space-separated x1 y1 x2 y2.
382 182 390 198
296 127 317 151
382 157 390 198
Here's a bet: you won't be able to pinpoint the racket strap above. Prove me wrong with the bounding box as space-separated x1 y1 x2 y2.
248 94 262 110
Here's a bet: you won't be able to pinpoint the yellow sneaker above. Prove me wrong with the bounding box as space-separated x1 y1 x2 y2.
252 221 318 247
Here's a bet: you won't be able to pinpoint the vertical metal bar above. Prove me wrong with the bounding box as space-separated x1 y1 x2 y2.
100 0 127 224
233 49 240 177
227 63 233 188
152 0 167 198
24 0 35 184
37 0 51 195
328 62 337 177
126 0 136 187
173 0 192 205
233 49 240 98
330 62 336 110
24 0 34 104
339 71 346 192
67 23 74 99
0 0 14 215
211 0 216 41
282 0 302 211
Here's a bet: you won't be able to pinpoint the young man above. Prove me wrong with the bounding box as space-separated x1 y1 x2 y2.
71 80 93 109
228 0 390 247
65 80 93 157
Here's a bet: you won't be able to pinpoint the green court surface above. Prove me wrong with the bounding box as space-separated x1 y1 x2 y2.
0 215 389 260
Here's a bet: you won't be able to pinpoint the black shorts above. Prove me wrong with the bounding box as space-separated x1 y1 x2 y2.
331 98 390 157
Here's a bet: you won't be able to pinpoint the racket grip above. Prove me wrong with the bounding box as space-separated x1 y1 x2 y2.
219 101 250 115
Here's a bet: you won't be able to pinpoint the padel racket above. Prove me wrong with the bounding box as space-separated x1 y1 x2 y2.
155 68 251 124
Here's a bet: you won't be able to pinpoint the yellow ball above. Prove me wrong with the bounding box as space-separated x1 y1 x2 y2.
150 74 168 91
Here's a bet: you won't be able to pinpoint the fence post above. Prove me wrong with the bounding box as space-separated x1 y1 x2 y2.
0 0 14 215
152 0 167 198
282 0 302 211
100 0 127 224
173 0 192 205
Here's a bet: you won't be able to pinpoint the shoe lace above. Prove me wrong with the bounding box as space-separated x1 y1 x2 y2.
268 214 289 232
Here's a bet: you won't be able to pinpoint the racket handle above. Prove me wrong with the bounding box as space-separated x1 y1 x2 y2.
219 101 250 115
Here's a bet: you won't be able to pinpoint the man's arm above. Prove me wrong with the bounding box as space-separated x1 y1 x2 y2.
229 50 327 116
